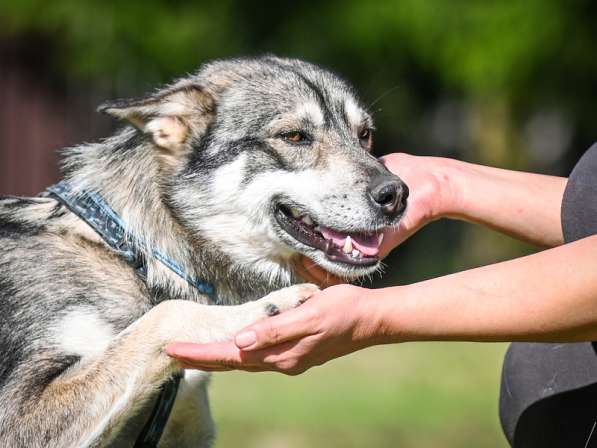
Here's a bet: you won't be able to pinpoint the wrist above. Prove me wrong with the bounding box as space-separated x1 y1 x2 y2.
348 286 391 347
366 284 433 344
354 286 411 345
424 156 468 220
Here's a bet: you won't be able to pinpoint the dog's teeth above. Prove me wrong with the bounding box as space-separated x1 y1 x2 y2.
343 236 353 254
302 215 313 226
352 249 359 257
378 233 384 245
290 208 301 218
314 226 321 232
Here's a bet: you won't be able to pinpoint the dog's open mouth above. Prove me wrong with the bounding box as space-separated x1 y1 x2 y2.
274 204 383 266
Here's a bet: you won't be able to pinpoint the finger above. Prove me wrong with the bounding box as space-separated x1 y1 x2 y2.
171 339 311 373
166 341 244 365
179 361 272 373
234 304 319 351
176 353 282 373
378 223 408 258
303 261 343 287
177 361 234 372
249 338 305 365
379 153 408 175
241 339 316 375
167 341 282 371
296 256 343 288
178 361 268 372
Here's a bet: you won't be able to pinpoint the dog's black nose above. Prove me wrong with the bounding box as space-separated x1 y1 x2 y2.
368 175 408 216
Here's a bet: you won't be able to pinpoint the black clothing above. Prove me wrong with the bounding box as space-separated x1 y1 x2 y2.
562 143 597 243
500 143 597 447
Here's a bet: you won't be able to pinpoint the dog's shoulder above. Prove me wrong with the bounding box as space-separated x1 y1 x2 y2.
0 194 150 308
0 195 54 238
0 195 128 275
2 195 128 267
0 196 151 393
0 195 150 328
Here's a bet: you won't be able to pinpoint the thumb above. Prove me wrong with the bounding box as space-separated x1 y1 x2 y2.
235 305 316 351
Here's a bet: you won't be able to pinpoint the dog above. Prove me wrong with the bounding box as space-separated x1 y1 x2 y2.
0 56 408 447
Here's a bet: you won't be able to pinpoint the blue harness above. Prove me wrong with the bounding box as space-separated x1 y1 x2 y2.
44 181 218 447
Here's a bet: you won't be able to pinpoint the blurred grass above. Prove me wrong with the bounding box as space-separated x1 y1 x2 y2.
210 342 508 447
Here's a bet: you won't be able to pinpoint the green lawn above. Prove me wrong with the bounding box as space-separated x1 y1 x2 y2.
210 342 508 447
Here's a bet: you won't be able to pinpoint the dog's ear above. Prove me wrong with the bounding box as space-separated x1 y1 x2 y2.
98 84 214 153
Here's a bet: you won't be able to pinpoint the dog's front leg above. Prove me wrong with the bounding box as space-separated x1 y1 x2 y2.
1 284 317 448
159 283 320 447
170 283 320 344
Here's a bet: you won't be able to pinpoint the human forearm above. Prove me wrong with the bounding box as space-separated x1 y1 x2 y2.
166 236 597 374
371 235 597 343
439 158 566 247
381 154 567 248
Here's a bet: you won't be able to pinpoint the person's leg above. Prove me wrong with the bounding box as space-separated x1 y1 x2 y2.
500 342 597 447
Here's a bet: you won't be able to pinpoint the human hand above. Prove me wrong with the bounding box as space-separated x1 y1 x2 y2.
295 254 343 287
166 284 381 375
378 153 461 256
296 153 460 282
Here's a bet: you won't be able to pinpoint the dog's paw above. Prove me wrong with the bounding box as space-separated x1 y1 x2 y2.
262 283 319 316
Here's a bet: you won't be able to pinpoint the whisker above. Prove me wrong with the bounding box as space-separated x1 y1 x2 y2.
368 85 400 109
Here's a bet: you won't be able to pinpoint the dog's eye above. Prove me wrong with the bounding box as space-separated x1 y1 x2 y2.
358 128 372 149
281 131 310 144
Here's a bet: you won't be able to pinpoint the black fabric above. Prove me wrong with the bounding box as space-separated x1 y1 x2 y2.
562 143 597 243
499 143 597 447
134 373 183 448
500 343 597 447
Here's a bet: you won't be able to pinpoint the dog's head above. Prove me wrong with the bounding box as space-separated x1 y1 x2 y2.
100 56 408 283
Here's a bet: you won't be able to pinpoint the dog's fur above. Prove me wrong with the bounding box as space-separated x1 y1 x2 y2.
0 56 405 447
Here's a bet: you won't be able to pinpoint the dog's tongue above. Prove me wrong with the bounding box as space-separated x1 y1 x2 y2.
318 226 380 256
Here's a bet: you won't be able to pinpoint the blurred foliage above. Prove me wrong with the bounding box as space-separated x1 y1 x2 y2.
1 2 596 445
2 0 596 166
2 0 596 100
3 0 595 206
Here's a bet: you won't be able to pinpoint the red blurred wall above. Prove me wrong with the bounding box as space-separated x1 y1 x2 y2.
0 38 109 196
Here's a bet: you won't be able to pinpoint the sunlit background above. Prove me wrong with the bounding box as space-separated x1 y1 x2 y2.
2 1 596 446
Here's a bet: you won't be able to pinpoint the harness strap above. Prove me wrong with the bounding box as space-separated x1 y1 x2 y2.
44 182 146 276
44 181 218 301
42 181 218 447
133 373 183 448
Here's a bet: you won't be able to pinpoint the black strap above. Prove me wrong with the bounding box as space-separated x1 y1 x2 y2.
44 181 144 272
44 181 218 300
133 373 183 448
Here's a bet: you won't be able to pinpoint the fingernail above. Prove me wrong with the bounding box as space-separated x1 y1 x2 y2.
165 345 177 356
235 331 257 349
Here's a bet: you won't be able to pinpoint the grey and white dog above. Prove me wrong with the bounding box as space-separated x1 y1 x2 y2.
0 56 407 447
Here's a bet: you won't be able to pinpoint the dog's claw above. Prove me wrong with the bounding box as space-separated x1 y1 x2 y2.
264 303 280 316
261 283 319 317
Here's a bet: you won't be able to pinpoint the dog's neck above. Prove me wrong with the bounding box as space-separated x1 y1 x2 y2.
62 128 294 304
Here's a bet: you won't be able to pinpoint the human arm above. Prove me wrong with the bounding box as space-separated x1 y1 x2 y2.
167 234 597 374
296 153 567 285
380 153 567 250
375 233 597 342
